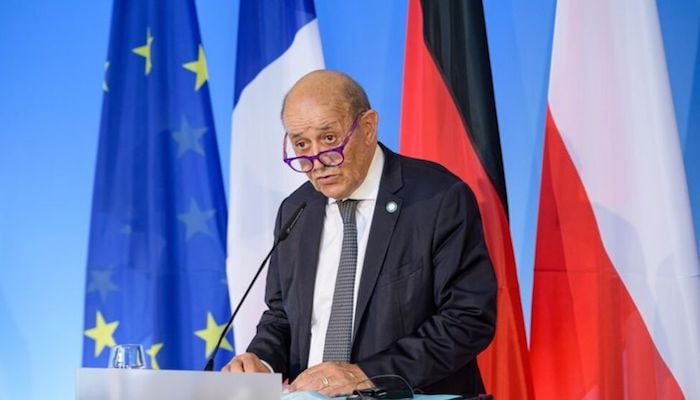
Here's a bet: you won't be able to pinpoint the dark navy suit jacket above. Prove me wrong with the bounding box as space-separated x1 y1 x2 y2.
247 144 497 396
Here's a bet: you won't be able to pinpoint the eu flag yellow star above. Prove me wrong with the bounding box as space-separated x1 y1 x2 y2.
194 312 232 358
84 311 119 357
147 342 164 370
182 44 208 91
132 28 154 75
177 199 216 240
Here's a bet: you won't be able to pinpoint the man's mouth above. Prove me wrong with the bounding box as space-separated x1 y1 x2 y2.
315 174 336 185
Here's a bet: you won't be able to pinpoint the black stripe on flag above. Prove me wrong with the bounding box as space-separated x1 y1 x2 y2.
420 0 508 211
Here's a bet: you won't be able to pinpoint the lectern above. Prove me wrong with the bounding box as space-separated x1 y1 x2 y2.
76 368 281 400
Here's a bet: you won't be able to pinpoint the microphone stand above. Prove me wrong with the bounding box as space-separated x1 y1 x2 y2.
204 202 306 371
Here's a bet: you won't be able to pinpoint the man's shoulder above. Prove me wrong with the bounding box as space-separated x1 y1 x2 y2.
399 154 456 178
286 180 319 201
381 147 479 209
389 149 464 189
278 180 322 214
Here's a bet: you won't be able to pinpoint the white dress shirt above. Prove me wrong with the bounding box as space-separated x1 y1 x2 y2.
306 146 385 367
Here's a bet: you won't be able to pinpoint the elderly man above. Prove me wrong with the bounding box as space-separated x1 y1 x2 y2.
223 70 497 397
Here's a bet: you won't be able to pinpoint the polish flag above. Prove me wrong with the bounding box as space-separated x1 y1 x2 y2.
531 0 700 398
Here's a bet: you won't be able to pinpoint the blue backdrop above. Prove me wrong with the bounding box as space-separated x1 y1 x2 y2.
0 1 697 399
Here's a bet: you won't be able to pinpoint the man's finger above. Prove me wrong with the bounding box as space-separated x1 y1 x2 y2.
289 370 319 391
221 358 244 372
291 362 361 396
242 356 266 372
221 353 268 373
241 357 255 372
291 366 330 392
317 374 356 397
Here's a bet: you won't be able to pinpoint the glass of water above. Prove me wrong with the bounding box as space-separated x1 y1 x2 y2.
109 344 146 369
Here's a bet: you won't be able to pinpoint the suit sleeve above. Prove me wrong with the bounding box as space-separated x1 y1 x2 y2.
245 202 292 377
357 181 497 388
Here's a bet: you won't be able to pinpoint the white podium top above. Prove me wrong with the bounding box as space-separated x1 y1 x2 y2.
76 368 281 400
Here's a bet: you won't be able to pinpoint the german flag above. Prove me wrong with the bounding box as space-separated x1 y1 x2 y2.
400 1 533 398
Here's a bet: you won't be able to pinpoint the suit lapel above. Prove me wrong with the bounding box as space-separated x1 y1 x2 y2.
295 193 326 369
353 145 403 339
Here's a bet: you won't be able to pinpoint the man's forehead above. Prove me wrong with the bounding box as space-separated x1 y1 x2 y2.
284 107 349 133
284 91 349 116
286 118 343 137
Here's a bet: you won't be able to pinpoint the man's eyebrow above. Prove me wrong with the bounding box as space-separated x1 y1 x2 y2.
288 121 341 137
318 121 340 132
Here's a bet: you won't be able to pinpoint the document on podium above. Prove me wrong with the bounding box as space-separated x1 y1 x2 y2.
76 368 281 400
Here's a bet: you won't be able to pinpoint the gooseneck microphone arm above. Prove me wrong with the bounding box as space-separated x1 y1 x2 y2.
204 202 306 371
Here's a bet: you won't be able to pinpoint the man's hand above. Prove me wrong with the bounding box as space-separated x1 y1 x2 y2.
290 362 370 397
221 352 270 373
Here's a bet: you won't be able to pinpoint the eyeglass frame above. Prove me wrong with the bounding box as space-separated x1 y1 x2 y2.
282 110 367 173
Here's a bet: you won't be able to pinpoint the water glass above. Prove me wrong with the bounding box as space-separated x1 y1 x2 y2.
109 344 146 369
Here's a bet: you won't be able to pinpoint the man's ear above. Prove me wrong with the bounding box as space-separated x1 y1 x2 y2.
362 110 379 144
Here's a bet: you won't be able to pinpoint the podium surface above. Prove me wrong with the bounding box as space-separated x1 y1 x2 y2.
76 368 281 400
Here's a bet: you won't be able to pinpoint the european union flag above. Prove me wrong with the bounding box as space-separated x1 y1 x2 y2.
82 0 231 370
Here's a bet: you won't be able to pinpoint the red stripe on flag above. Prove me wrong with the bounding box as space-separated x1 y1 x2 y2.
531 108 684 399
400 1 533 398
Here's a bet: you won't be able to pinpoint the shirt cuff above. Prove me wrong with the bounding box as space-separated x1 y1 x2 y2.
259 359 275 373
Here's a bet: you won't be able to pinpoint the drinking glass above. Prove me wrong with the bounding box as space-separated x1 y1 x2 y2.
108 344 146 369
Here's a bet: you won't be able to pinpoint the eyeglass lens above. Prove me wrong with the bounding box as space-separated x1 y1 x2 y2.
288 150 344 172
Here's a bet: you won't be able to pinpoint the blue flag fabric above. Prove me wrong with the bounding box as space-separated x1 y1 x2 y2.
82 0 231 370
233 0 317 106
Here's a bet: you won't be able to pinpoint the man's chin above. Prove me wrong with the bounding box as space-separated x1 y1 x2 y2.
312 181 347 200
319 188 344 200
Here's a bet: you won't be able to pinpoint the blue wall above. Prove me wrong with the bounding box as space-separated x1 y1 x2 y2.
0 1 697 398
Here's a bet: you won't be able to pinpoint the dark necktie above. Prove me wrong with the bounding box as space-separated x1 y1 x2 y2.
323 199 359 362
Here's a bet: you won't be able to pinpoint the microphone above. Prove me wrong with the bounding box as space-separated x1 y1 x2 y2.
204 202 306 371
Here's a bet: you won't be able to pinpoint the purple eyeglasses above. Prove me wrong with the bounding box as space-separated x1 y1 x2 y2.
283 112 364 173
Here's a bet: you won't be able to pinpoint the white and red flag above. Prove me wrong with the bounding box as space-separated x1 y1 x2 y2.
531 0 700 398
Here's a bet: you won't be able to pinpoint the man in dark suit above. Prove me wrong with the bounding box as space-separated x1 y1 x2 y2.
222 70 497 397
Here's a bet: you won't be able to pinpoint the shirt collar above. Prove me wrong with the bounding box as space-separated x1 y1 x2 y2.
329 145 384 205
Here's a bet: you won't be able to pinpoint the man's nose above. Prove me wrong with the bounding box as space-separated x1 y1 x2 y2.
311 156 326 171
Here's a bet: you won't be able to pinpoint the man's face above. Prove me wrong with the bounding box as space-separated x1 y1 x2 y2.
283 97 376 200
